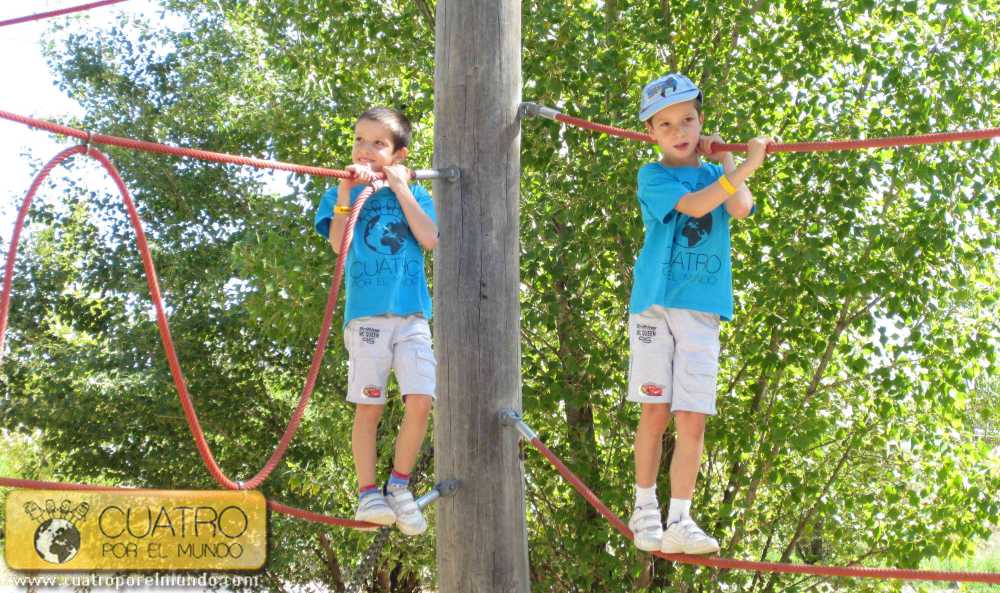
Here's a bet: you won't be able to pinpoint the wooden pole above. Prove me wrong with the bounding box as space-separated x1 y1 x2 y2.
433 0 529 591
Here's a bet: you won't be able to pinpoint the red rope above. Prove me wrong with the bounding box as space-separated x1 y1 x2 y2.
266 500 374 529
0 145 378 491
0 110 389 181
523 436 1000 583
553 113 655 143
0 477 114 491
0 476 376 529
0 0 130 28
551 112 1000 153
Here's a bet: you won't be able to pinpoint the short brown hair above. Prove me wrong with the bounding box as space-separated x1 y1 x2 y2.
357 107 412 151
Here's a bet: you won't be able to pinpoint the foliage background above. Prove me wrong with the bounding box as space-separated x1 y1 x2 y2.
1 0 999 591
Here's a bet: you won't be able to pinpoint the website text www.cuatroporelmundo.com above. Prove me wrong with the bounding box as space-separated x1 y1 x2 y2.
0 571 263 589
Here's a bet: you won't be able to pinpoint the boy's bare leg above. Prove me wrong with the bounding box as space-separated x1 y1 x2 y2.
669 410 706 498
630 402 672 550
352 403 385 488
660 409 718 554
393 394 433 475
634 403 672 487
381 394 433 536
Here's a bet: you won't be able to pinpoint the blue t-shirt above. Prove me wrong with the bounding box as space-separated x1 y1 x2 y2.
315 183 436 327
631 161 742 321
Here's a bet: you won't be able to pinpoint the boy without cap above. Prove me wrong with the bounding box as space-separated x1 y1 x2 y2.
314 107 438 536
627 74 771 554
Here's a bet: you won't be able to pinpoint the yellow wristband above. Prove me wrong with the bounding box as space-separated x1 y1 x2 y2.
718 175 738 196
334 205 352 215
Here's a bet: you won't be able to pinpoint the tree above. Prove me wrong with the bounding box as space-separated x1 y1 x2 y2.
1 0 998 591
969 376 999 445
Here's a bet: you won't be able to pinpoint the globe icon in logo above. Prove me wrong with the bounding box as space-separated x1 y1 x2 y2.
363 214 410 255
34 518 81 564
674 212 713 248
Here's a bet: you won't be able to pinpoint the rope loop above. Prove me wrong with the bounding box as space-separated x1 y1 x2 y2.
0 144 370 492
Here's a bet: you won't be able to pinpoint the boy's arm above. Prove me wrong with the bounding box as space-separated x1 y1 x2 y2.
720 154 754 219
327 164 374 253
675 136 769 219
385 165 438 251
327 183 353 254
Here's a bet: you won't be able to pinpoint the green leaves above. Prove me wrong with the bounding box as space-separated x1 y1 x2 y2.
1 0 998 590
520 0 1000 590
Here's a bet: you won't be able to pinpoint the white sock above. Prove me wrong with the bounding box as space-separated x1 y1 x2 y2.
635 485 658 509
667 498 691 524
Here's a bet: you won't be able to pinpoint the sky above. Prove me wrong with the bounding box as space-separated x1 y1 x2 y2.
0 9 239 588
0 10 212 591
0 0 163 247
0 0 301 255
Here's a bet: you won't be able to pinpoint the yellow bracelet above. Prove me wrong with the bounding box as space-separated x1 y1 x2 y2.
718 175 738 196
334 205 352 215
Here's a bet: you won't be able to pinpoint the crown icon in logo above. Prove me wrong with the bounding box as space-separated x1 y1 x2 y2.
23 498 88 564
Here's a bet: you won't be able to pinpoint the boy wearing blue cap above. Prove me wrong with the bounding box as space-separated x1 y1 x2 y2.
314 107 438 536
627 74 771 554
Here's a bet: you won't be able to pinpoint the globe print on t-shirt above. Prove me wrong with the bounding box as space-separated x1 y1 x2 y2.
674 212 713 248
363 213 411 255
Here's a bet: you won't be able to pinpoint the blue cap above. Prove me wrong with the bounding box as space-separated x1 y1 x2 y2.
639 73 702 122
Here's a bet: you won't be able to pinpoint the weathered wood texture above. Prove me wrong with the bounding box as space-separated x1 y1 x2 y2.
433 0 529 592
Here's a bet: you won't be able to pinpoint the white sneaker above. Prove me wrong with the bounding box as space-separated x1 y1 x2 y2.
384 488 427 536
628 505 664 552
354 493 396 531
660 518 720 555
